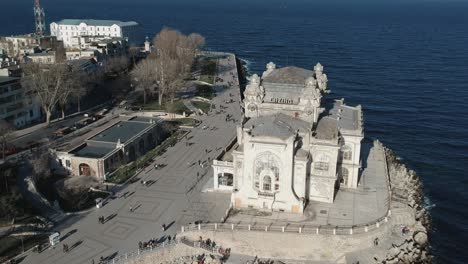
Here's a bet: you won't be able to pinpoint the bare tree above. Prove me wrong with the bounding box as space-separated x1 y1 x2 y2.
31 155 49 181
21 63 76 125
104 56 130 77
130 58 157 105
151 28 205 105
128 45 140 67
58 70 87 119
0 120 15 160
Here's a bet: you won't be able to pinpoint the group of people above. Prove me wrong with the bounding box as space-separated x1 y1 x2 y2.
138 234 176 250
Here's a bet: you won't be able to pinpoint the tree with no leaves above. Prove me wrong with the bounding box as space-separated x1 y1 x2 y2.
104 56 130 77
21 63 82 125
0 120 15 160
153 28 205 105
130 28 204 106
130 58 158 105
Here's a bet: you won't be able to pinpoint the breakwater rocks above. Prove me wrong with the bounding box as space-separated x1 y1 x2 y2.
378 140 432 263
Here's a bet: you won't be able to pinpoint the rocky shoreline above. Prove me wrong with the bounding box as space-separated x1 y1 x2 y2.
378 140 432 264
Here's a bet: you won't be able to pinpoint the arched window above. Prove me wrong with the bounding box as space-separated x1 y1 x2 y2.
340 167 349 185
263 176 271 191
341 145 352 160
254 152 280 191
79 163 91 176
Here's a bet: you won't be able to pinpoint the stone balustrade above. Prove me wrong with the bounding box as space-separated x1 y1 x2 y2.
181 212 391 237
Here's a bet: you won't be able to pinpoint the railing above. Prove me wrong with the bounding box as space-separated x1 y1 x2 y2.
212 160 233 167
101 236 223 264
180 216 391 236
101 240 178 264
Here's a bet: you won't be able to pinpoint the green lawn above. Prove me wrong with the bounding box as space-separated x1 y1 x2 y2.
135 100 191 115
197 57 217 84
192 101 212 113
167 118 200 127
199 75 214 84
195 84 214 99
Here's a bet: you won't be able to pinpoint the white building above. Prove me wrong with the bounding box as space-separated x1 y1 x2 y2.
212 62 364 214
0 34 39 57
24 51 56 64
50 19 139 48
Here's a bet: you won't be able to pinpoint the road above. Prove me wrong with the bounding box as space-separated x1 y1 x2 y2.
10 74 131 149
20 53 242 264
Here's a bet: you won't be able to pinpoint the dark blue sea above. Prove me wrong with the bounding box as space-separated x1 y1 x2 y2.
2 0 468 263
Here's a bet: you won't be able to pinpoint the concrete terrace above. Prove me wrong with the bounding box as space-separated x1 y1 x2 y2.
225 141 390 227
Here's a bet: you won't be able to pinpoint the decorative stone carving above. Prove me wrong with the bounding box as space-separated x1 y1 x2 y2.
243 74 265 110
262 61 276 78
314 62 329 93
306 77 317 89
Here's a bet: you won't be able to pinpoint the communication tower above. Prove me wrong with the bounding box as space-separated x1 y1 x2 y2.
34 0 46 37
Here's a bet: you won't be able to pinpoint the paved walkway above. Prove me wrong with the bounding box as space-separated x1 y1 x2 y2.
182 99 199 115
20 53 242 264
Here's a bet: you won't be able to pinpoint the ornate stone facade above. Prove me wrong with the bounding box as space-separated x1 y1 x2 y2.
213 62 364 213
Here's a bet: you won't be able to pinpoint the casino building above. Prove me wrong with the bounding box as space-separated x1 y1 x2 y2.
212 62 364 213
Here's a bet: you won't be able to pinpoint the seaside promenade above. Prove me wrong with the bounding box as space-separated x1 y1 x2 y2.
19 53 242 264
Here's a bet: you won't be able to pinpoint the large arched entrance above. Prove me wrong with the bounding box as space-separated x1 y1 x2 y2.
79 163 91 176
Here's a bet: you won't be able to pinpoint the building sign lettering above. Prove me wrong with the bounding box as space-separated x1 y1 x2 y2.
270 98 294 104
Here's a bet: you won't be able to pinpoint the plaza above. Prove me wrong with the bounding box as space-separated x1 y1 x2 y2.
20 53 241 264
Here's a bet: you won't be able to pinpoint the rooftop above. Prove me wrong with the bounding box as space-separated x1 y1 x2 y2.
71 141 116 158
89 119 154 144
329 100 362 132
54 19 139 27
262 66 313 85
315 116 338 140
0 76 19 84
245 113 311 140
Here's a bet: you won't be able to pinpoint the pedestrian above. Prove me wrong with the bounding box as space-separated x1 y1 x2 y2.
168 236 172 243
162 224 166 231
197 172 199 178
129 206 133 212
